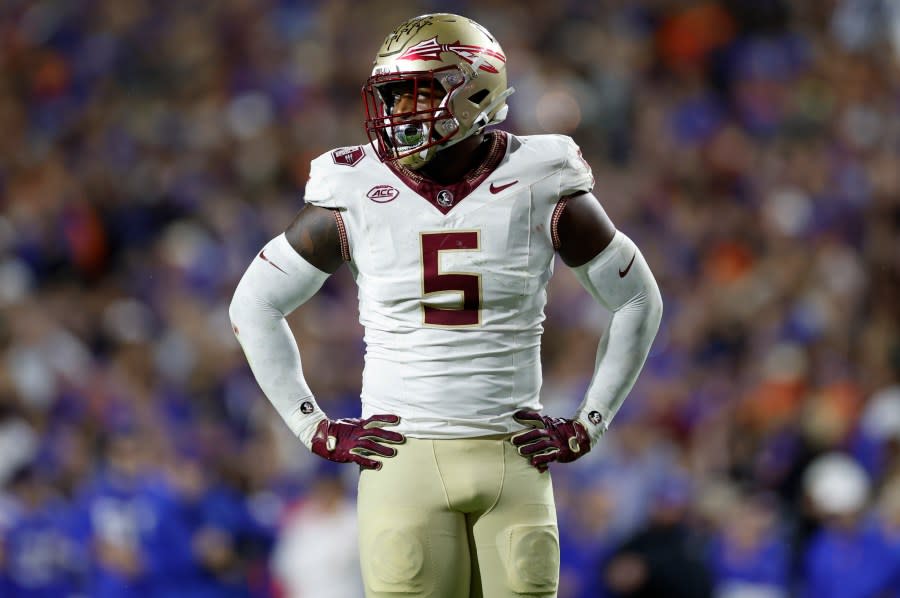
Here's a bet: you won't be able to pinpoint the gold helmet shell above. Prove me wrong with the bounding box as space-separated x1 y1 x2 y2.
363 13 514 169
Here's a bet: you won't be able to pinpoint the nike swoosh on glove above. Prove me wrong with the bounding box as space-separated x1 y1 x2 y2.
311 414 405 470
511 410 591 473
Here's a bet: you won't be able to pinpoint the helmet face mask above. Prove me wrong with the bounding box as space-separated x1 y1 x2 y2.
363 14 514 170
363 67 463 169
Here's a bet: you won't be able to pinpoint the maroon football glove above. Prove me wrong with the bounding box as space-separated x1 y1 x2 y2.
511 410 591 473
311 414 405 471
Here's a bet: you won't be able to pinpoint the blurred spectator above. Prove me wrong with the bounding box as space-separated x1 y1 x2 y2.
270 463 363 598
858 374 900 477
800 452 899 598
0 465 84 597
556 478 620 598
708 490 790 598
72 430 170 598
153 447 268 598
603 476 713 598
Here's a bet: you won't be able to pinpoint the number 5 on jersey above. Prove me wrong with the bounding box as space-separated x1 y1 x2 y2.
420 231 482 326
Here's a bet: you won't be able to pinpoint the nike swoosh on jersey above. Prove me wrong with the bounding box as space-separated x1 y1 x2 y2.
619 253 636 278
259 250 288 275
489 180 518 194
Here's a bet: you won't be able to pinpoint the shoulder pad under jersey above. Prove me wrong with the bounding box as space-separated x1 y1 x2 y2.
303 144 378 209
512 134 595 198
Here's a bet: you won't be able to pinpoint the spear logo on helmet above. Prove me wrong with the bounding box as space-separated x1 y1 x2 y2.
397 36 506 73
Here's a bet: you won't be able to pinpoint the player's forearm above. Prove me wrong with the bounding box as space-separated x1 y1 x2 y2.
575 291 661 439
229 233 330 448
570 231 663 443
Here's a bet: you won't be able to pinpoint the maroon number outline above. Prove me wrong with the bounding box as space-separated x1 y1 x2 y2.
420 231 482 326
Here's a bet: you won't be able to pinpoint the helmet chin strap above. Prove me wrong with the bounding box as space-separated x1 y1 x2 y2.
478 86 516 128
396 85 516 170
435 85 516 152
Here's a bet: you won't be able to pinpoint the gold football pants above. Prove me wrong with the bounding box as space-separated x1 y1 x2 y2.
357 436 559 597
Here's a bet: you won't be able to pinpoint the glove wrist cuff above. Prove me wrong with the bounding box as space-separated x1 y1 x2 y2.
574 410 606 446
572 420 592 451
303 414 330 451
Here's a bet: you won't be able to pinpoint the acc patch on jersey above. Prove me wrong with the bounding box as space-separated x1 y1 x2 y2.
367 185 399 203
332 146 365 167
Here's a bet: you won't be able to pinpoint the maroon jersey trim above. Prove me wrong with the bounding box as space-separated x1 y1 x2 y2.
333 210 351 262
551 197 568 251
385 131 509 215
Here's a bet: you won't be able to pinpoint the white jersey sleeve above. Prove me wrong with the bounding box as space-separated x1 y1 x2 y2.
303 145 373 210
557 135 595 197
303 164 335 208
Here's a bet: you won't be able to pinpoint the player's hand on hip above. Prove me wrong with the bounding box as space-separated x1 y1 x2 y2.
511 410 591 472
310 414 405 470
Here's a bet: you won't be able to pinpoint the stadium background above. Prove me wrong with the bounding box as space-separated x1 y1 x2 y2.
1 0 899 596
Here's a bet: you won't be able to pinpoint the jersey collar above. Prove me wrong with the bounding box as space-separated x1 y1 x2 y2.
384 131 509 215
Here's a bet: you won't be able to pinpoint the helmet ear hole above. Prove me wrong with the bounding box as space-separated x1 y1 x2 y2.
467 89 489 104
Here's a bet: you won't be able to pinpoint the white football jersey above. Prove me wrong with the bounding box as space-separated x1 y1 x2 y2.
303 132 594 438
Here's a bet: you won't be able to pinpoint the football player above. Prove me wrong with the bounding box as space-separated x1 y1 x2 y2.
230 12 662 598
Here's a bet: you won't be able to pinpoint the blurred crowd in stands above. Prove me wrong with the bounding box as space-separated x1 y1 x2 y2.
0 0 899 596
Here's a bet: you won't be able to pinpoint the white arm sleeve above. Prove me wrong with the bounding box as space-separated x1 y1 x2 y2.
228 233 331 449
570 231 663 444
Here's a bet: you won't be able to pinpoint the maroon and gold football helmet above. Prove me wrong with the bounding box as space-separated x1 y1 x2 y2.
363 13 514 169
